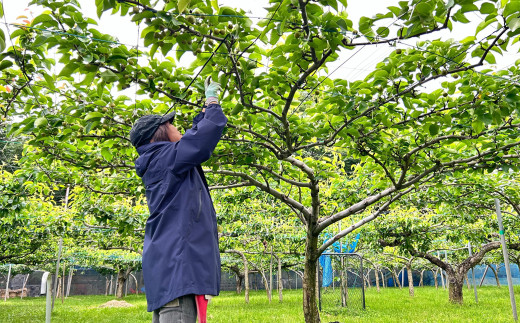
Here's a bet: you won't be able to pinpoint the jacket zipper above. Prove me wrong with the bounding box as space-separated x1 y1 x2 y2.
196 189 202 221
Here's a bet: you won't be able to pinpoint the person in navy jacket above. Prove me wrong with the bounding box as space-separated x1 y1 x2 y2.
130 79 227 323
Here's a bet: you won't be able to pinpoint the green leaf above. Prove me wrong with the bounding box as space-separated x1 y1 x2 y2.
476 17 497 35
34 117 48 128
161 43 173 56
0 29 5 53
480 2 496 14
10 29 26 40
42 73 56 90
335 18 351 32
508 17 520 32
31 14 54 26
484 52 496 64
231 103 244 115
59 62 79 77
472 120 485 133
504 0 520 17
101 147 113 162
415 3 433 16
429 124 439 136
373 69 388 80
178 0 192 13
376 26 389 38
0 60 13 71
359 16 374 36
309 38 327 51
85 112 103 120
100 70 118 83
32 35 49 48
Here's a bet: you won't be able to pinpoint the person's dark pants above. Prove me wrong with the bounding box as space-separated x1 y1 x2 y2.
152 295 196 323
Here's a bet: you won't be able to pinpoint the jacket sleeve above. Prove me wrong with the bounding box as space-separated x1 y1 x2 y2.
172 104 228 174
191 109 205 128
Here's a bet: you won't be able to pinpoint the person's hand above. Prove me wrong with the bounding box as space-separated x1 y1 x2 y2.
204 76 221 106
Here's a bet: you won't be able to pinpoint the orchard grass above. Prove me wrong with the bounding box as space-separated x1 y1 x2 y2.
1 286 519 322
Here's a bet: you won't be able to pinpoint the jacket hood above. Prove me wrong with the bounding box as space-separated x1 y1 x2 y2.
135 142 170 178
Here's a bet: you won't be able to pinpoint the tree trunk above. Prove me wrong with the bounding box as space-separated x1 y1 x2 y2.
392 269 401 288
340 257 348 306
236 275 243 294
381 270 386 288
374 267 380 292
419 270 424 287
365 269 371 288
406 264 414 297
434 269 438 289
465 275 470 289
259 269 271 302
226 250 249 303
66 268 74 297
489 265 501 287
116 270 126 299
401 266 405 288
303 234 320 323
116 268 132 299
448 274 464 304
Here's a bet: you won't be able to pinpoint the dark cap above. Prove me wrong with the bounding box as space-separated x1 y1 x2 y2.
129 112 176 148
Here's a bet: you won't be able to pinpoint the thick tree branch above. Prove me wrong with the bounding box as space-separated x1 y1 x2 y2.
316 186 414 254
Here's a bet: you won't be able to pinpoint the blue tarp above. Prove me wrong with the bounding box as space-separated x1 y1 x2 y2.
319 233 360 287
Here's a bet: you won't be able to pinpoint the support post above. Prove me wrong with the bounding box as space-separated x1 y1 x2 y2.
45 274 52 323
61 263 65 304
444 251 449 289
495 198 518 321
51 238 63 311
438 252 446 289
467 242 478 303
4 264 11 301
52 185 69 310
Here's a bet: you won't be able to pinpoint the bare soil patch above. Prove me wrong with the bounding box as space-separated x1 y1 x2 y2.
98 300 134 308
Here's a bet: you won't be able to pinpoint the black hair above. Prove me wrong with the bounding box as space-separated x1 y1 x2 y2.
150 122 170 143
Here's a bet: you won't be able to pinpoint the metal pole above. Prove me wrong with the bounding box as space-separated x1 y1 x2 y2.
445 251 449 289
4 264 11 301
51 238 63 311
438 252 446 289
468 242 478 303
52 185 69 310
360 256 365 309
45 274 52 323
495 198 518 321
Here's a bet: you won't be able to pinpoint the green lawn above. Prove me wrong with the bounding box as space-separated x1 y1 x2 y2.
1 286 519 322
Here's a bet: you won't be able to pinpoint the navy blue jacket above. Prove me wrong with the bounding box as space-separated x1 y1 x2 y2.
135 104 227 312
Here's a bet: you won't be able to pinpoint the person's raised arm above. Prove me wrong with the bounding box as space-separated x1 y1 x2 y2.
190 77 220 129
171 80 227 174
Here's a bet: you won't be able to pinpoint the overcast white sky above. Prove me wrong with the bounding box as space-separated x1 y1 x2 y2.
2 0 517 85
